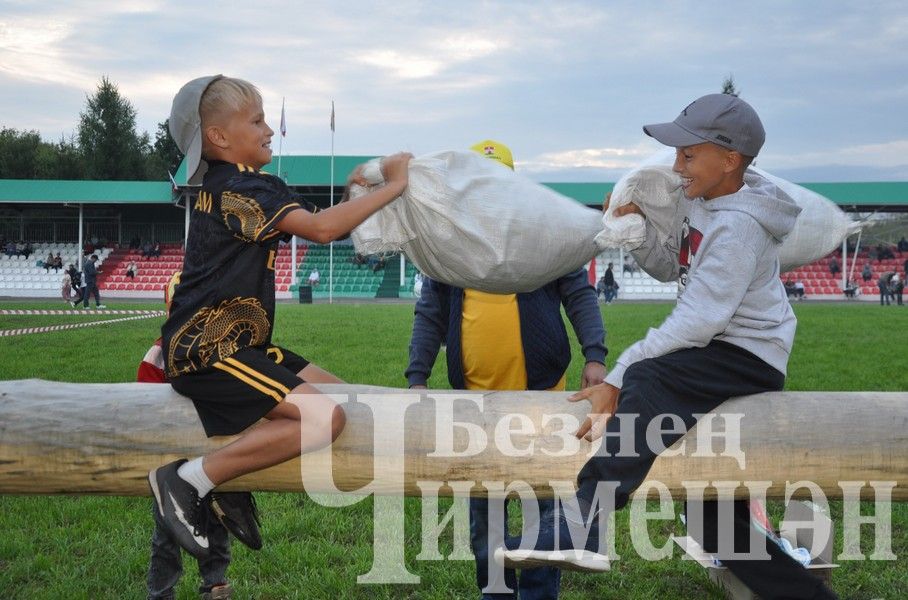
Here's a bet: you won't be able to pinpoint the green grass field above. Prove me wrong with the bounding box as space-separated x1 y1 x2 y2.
0 300 905 599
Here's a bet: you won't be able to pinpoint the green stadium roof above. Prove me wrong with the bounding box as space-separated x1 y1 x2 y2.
0 179 174 204
1 156 906 210
174 154 376 186
545 183 614 205
799 182 908 207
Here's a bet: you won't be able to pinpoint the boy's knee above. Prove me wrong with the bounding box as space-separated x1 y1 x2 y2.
622 360 655 389
330 404 346 442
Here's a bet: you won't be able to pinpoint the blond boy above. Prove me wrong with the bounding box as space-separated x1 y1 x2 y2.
150 75 411 561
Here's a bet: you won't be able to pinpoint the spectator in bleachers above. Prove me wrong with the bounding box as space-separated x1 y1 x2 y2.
141 241 153 258
18 241 33 259
351 252 367 268
598 262 618 304
862 263 873 282
81 254 105 309
84 240 95 255
66 264 83 307
783 277 797 298
368 254 386 272
53 253 63 271
126 261 139 280
844 279 859 299
412 271 423 298
150 241 162 258
307 268 320 287
899 236 908 253
878 273 892 306
828 255 840 277
622 254 636 274
61 269 74 305
44 252 56 272
878 243 895 260
793 280 805 300
892 273 904 306
904 257 908 276
3 240 15 257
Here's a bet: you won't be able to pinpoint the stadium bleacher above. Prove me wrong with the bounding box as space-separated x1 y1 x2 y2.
1 239 903 302
781 247 906 298
98 243 184 293
593 249 678 300
0 243 112 298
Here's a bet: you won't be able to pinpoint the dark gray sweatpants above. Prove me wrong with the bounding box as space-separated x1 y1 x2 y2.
577 340 837 600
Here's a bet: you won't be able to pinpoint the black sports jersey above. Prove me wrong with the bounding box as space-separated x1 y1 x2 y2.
162 161 307 378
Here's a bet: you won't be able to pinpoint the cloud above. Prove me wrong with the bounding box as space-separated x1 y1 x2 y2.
764 139 908 170
1 1 906 181
522 143 655 171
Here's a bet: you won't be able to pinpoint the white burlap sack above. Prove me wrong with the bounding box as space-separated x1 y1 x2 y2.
595 150 858 272
594 165 682 252
349 150 603 293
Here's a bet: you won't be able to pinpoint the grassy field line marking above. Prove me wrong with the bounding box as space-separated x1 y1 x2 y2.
0 313 164 337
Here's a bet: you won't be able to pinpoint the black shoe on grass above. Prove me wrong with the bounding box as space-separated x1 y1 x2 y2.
210 491 262 550
148 459 213 559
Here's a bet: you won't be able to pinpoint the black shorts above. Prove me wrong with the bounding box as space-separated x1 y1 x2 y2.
171 345 310 437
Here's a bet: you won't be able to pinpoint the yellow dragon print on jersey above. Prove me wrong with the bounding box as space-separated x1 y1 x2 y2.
221 191 268 240
168 296 270 375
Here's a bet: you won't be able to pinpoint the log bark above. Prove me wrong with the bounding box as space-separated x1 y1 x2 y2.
1 379 905 500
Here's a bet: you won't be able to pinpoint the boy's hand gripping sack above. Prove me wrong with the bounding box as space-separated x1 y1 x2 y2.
596 150 859 273
349 150 604 293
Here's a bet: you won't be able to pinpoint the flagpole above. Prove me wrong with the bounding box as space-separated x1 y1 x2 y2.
278 98 285 179
329 100 335 305
279 98 298 290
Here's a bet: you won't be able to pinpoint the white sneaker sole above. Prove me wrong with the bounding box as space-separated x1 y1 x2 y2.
493 546 610 573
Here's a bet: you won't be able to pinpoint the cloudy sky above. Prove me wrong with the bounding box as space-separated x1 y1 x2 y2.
1 0 907 182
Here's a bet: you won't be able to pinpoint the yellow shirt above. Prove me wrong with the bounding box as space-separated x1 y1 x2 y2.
461 289 566 391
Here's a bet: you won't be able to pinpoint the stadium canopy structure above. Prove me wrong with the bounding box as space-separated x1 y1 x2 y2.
1 156 906 212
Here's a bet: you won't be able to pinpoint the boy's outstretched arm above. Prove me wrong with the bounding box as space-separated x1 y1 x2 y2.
275 152 412 243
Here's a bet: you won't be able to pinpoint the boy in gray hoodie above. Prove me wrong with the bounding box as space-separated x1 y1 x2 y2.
502 94 837 599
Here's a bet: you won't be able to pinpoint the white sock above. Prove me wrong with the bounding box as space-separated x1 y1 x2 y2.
177 457 215 498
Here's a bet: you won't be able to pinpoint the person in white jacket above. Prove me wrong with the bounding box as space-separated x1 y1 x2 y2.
502 94 837 600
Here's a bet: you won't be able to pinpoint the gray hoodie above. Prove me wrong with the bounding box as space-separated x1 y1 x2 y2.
605 170 802 388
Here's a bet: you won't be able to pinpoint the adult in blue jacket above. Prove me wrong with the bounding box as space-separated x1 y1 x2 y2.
406 139 608 600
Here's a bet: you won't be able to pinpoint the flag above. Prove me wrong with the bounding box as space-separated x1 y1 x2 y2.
280 97 286 137
330 100 335 132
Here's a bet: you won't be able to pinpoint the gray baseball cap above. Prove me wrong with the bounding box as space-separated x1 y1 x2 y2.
169 74 224 185
643 93 765 157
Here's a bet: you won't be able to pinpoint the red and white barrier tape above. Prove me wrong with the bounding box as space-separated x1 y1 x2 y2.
0 311 165 337
0 309 164 316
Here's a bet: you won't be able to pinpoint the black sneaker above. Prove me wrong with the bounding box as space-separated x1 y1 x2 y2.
210 491 262 550
148 459 213 559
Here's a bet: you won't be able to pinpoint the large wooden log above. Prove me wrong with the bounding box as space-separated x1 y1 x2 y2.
0 379 905 500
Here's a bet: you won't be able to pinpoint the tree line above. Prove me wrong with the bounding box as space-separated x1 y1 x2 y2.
0 77 181 181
